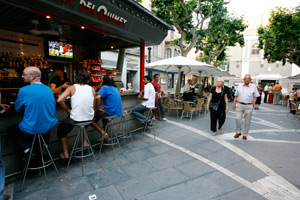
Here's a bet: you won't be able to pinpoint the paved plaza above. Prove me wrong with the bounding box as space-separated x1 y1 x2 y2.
6 102 300 200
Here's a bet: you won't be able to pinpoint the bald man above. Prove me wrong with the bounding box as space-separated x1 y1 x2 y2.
8 67 58 162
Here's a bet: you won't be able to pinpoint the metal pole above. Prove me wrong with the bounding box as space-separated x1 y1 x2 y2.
140 42 145 91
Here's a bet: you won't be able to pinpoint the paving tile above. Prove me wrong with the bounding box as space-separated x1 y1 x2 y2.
170 134 208 149
121 160 158 178
200 140 227 153
115 175 160 200
129 196 148 200
206 149 244 167
73 184 123 200
146 153 181 170
167 149 195 163
176 160 216 179
226 160 267 183
146 143 173 155
124 148 156 162
46 176 93 199
14 188 47 200
210 186 267 200
87 165 130 189
147 167 188 188
146 171 242 200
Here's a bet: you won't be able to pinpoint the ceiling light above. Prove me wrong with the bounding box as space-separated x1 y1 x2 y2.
46 16 50 19
110 46 114 49
81 26 85 29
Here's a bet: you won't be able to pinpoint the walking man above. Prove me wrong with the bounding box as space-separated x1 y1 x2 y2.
273 82 282 105
152 74 166 121
263 83 269 103
232 74 260 140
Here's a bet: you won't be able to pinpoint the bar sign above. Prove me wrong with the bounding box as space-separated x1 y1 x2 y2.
88 194 97 200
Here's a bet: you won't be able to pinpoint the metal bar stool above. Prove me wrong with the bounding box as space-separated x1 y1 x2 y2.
99 115 123 159
144 106 161 137
66 120 97 176
119 110 134 145
21 133 59 190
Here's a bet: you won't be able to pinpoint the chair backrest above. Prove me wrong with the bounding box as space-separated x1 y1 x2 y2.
283 96 288 101
184 102 193 112
196 99 204 110
291 102 297 111
169 100 176 109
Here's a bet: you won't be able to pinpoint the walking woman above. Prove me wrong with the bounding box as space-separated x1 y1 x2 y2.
206 78 229 136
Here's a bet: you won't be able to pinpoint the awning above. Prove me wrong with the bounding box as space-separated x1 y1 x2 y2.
0 0 174 50
253 73 286 80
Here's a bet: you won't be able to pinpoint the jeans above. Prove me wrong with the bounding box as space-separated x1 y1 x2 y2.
157 99 165 119
131 104 148 124
0 137 5 200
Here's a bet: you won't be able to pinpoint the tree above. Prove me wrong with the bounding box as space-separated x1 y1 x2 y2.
151 0 247 60
258 6 300 67
196 14 247 66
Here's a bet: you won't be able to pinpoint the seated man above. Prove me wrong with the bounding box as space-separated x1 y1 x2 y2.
57 71 96 160
183 79 194 101
131 76 156 125
8 67 58 162
92 76 123 140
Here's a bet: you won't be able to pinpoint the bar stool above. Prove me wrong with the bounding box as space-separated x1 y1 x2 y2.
21 133 59 190
99 115 123 159
66 120 97 176
119 110 134 145
144 106 161 137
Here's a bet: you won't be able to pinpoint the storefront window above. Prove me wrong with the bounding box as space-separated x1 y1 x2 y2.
168 73 174 88
166 48 172 58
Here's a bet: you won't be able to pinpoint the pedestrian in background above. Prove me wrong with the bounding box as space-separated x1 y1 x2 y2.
263 83 269 103
273 82 282 105
233 74 260 140
152 74 166 121
206 78 229 136
268 83 274 104
255 82 263 110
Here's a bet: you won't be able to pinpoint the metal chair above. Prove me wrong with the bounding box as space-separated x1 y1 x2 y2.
144 106 161 137
67 120 97 176
119 110 134 145
21 133 59 190
99 115 123 159
181 101 196 121
168 99 183 118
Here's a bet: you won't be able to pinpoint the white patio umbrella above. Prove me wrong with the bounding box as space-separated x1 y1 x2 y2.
145 56 215 94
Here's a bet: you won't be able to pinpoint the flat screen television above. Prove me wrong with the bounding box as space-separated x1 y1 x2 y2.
48 41 73 59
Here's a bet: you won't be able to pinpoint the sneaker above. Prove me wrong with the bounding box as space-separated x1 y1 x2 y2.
212 132 217 136
162 118 167 121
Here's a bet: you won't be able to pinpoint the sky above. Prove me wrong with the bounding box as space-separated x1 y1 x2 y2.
226 0 299 27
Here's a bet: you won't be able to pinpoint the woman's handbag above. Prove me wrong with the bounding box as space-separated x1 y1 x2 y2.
209 87 224 111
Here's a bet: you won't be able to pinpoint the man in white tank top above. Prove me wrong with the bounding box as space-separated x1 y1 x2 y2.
57 71 96 160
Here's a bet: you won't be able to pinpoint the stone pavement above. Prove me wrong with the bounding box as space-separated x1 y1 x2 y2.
7 102 300 200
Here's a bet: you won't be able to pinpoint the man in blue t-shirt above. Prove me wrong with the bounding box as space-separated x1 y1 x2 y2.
92 76 123 140
8 67 58 160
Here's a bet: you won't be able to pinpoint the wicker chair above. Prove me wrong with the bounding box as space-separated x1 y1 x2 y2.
181 101 196 121
168 99 183 118
195 99 204 118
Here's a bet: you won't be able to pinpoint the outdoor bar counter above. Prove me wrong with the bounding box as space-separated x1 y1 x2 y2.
1 92 141 177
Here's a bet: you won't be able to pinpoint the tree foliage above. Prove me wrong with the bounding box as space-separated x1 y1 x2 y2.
151 0 247 66
258 6 300 67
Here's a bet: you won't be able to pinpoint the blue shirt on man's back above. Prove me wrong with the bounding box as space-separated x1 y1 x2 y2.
99 85 123 116
15 83 58 134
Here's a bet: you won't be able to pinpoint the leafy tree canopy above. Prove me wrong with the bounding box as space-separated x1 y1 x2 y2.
151 0 247 66
258 6 300 67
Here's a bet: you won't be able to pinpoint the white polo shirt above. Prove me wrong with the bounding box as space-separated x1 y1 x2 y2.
142 83 156 108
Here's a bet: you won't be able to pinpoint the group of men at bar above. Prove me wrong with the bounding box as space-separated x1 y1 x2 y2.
0 66 167 199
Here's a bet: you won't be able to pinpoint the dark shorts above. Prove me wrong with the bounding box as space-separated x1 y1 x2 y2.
57 117 93 138
94 111 110 122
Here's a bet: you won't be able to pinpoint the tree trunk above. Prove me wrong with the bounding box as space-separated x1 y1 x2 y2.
116 48 126 75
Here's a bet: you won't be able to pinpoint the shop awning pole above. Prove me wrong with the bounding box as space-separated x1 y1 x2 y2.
140 42 145 91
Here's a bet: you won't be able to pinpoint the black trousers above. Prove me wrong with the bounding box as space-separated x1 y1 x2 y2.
210 109 226 132
8 124 51 153
264 92 268 103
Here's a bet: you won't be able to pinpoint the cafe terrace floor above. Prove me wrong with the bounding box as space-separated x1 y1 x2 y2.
5 102 300 200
